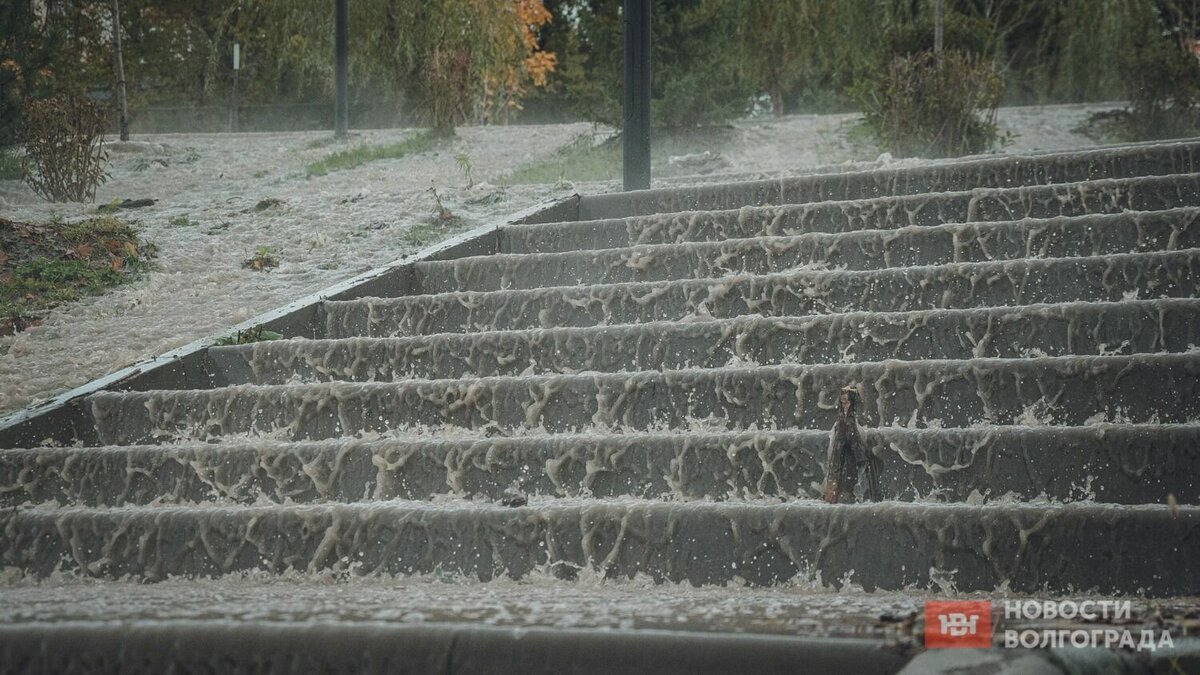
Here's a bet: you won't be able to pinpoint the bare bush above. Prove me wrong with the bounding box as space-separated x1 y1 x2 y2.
856 50 1004 159
1119 38 1200 140
21 96 110 202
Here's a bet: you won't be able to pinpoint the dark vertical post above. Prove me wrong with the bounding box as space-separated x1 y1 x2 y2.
622 0 651 191
334 0 349 138
230 68 239 132
230 44 240 133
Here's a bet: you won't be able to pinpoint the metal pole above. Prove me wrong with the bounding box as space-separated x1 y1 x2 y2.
230 70 239 132
622 0 650 191
334 0 349 138
230 44 240 133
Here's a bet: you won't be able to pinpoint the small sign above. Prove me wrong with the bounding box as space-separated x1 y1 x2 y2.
925 600 992 648
233 43 241 70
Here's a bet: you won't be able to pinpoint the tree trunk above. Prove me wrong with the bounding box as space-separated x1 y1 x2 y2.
771 88 784 118
934 0 944 58
110 0 129 141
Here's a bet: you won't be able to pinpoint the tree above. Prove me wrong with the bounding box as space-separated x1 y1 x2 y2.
934 0 944 56
0 0 106 147
735 1 814 117
0 0 55 147
562 0 752 129
111 0 130 140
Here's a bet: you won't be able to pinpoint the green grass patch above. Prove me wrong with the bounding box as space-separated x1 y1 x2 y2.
400 222 449 248
498 128 735 186
242 246 279 271
0 149 20 180
396 188 469 249
500 139 620 185
58 215 135 243
305 131 439 177
0 215 155 334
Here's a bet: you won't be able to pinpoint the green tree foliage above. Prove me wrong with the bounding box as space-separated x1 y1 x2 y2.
5 0 1200 146
0 1 46 147
139 0 555 133
371 1 538 133
883 7 994 58
561 0 754 129
0 1 108 147
734 1 827 117
1113 0 1200 138
733 2 883 115
4 0 554 136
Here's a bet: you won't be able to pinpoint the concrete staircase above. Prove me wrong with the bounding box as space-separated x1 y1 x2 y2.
1 141 1199 673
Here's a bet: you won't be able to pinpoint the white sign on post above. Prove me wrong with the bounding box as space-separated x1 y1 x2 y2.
233 43 241 70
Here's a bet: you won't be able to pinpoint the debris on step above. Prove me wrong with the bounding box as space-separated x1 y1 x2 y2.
500 485 527 507
242 247 279 271
667 151 732 175
98 197 157 212
248 197 285 212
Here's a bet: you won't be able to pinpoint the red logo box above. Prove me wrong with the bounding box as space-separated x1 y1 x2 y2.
925 601 992 648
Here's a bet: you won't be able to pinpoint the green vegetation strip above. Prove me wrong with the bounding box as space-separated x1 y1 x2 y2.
499 128 735 186
0 216 154 335
305 131 439 177
0 150 20 181
500 139 619 186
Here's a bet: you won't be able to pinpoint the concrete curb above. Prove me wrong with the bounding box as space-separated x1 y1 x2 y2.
0 621 912 674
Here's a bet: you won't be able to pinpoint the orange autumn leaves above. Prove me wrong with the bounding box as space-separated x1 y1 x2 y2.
518 0 557 86
482 0 557 122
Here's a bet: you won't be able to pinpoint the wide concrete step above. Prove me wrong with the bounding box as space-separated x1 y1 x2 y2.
421 210 1200 292
576 140 1200 219
8 580 1198 674
214 300 1200 384
90 354 1200 443
4 425 1195 507
322 249 1200 337
2 498 1195 594
0 621 909 675
503 174 1200 253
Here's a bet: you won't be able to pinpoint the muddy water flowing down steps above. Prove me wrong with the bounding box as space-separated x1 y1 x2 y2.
1 141 1199 673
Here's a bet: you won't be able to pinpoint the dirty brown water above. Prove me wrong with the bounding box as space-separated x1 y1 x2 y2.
502 174 1200 252
323 249 1200 337
213 299 1200 383
3 425 1196 507
2 142 1199 670
572 139 1200 219
2 497 1195 594
424 209 1200 291
91 353 1200 442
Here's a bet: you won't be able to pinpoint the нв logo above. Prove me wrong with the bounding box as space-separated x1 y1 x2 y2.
925 601 992 648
